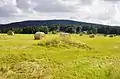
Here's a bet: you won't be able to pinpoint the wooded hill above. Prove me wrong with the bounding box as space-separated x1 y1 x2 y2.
0 19 120 34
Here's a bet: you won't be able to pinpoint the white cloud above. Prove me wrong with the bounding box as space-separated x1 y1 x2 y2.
0 0 120 25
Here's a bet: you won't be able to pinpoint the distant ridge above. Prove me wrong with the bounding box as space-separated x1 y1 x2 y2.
0 19 118 28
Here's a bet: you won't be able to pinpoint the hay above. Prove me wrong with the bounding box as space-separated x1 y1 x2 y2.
59 32 71 41
60 32 70 38
0 61 51 79
34 32 45 40
38 38 92 50
7 30 14 35
0 35 7 40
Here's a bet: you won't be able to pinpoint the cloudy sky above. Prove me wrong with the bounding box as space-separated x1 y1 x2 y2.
0 0 120 25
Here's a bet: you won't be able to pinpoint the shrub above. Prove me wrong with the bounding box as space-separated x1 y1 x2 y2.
52 31 57 34
89 34 95 38
109 35 114 37
104 34 108 37
114 34 117 37
79 33 83 36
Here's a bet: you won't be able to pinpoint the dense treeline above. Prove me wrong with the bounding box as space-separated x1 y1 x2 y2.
0 24 120 35
0 20 120 34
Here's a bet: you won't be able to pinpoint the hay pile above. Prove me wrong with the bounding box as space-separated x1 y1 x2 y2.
7 30 14 35
38 38 92 50
34 32 45 40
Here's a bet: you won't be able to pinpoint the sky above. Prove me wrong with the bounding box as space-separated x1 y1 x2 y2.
0 0 120 26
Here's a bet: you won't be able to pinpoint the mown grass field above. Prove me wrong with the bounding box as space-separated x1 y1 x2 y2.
0 34 120 79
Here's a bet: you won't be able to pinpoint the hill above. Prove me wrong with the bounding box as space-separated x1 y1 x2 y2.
0 19 114 28
0 19 120 34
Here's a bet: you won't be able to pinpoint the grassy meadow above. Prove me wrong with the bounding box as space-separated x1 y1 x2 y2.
0 34 120 79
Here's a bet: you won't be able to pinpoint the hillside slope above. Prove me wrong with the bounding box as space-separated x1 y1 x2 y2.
0 19 115 28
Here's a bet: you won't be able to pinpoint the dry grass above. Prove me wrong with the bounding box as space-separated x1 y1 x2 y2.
0 34 120 79
38 38 92 50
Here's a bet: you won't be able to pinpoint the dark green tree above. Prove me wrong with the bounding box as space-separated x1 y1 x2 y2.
76 25 82 34
39 26 49 34
65 26 76 33
92 28 98 34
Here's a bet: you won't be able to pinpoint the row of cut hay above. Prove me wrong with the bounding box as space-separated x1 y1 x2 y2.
38 38 92 50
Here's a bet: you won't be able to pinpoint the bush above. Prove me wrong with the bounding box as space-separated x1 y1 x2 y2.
52 31 57 34
104 34 108 37
79 33 83 36
89 34 95 38
109 35 114 37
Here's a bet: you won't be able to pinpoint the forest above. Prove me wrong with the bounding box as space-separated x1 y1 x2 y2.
0 20 120 34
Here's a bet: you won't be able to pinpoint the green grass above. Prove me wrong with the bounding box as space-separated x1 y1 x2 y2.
0 34 120 79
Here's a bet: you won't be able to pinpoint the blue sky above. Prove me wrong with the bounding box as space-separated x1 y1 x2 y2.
0 0 120 25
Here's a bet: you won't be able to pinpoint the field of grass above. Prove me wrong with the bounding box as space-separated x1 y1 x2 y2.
0 34 120 79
